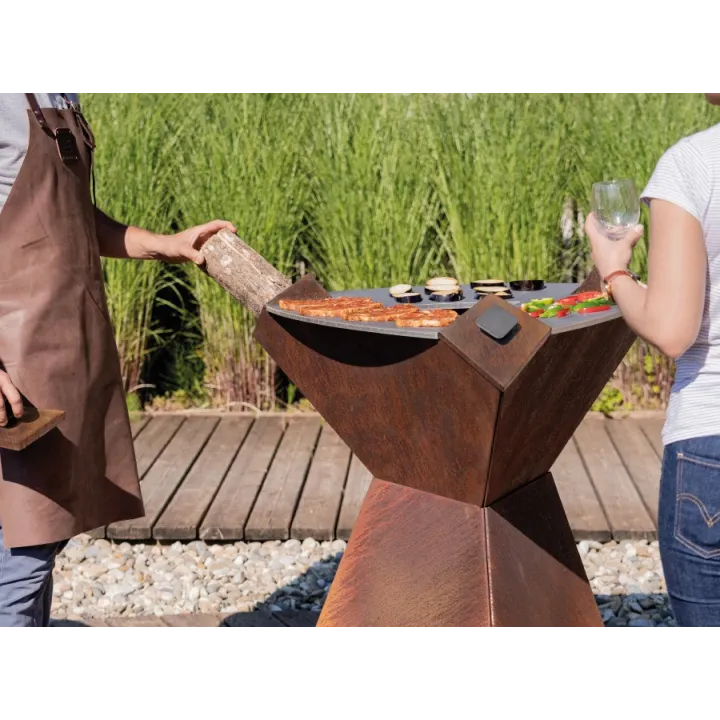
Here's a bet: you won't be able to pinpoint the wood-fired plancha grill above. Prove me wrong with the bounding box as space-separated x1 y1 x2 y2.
208 231 638 625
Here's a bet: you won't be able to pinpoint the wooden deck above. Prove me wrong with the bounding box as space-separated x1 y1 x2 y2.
96 412 665 543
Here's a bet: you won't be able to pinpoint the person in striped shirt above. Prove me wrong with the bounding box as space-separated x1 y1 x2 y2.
586 94 720 626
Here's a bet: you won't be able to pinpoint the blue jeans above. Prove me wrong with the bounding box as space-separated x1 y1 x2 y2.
660 436 720 626
0 524 65 627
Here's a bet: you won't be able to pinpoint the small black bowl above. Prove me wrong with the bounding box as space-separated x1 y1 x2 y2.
509 279 545 292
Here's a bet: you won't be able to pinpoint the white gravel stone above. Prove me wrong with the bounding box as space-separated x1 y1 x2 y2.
50 535 675 626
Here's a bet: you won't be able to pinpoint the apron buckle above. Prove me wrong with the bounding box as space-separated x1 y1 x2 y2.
55 128 80 163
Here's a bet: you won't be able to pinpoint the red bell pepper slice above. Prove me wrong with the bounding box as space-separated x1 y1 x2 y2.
576 305 611 314
575 291 606 301
529 310 543 318
557 296 578 307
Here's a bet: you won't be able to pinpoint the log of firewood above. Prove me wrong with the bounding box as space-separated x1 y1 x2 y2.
201 229 291 316
576 266 602 294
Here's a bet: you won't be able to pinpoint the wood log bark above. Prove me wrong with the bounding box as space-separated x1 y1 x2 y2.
576 266 602 294
201 229 291 316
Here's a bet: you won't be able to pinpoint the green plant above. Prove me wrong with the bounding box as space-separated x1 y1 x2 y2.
125 392 143 413
286 383 298 407
177 94 311 408
81 93 714 411
305 94 442 290
85 93 192 391
591 385 626 415
422 94 575 283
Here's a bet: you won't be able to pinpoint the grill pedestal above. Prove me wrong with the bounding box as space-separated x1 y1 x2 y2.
317 473 598 627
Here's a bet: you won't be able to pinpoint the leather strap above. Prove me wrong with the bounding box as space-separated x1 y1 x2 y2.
60 93 95 151
25 94 95 149
25 93 96 196
25 93 56 139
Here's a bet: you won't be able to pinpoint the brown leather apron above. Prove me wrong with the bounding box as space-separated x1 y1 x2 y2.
0 94 144 548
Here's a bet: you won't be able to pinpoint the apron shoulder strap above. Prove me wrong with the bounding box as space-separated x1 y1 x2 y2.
25 93 55 139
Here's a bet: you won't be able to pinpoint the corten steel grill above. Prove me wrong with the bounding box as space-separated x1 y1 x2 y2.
200 229 635 626
250 270 635 627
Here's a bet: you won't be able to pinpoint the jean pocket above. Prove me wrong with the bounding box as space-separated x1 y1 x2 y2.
675 451 720 559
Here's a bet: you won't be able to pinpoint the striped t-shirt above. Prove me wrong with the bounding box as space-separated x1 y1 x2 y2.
641 122 720 445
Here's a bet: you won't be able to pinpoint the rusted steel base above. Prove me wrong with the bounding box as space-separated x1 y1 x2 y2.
317 473 601 627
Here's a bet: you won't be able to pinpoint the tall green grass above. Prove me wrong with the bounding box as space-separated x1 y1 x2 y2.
176 94 311 409
305 94 442 289
422 94 576 283
85 93 190 392
82 93 718 410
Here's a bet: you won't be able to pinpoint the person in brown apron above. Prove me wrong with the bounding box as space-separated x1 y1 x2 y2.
0 94 234 626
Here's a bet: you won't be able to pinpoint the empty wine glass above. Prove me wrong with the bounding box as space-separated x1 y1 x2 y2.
591 179 640 241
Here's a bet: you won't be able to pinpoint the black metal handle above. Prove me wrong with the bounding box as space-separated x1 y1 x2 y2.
476 305 519 342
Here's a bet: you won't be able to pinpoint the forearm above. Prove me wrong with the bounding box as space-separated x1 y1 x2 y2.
94 208 161 260
611 274 702 359
93 210 233 266
608 276 656 344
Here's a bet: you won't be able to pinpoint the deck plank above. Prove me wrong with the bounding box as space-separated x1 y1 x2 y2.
638 416 664 461
291 425 351 541
552 438 610 542
107 417 218 540
199 417 285 541
81 412 671 544
574 418 656 540
129 415 149 439
336 455 373 541
606 419 661 525
134 415 184 478
153 417 253 540
245 417 322 541
87 415 166 540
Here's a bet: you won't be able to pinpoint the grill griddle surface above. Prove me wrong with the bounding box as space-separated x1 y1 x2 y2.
266 283 622 339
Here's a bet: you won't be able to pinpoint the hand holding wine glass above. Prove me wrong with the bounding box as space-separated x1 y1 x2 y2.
591 179 640 240
585 181 644 288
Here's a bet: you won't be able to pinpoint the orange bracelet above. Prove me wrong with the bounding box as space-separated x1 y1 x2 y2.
603 270 639 302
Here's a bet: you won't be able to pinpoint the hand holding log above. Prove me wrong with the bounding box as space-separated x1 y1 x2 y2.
201 229 291 316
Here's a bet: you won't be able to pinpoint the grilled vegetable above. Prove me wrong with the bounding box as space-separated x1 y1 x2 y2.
471 279 506 289
540 305 569 319
394 292 422 303
576 305 612 314
429 290 461 302
389 284 413 297
521 298 554 313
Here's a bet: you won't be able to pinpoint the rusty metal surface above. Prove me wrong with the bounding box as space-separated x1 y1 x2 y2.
317 479 491 627
256 310 500 506
318 474 601 627
486 316 636 503
487 474 602 626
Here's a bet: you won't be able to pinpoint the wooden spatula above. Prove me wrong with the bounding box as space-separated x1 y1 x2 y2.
0 401 65 451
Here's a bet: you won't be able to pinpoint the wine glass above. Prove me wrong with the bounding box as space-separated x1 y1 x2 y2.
591 179 640 241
